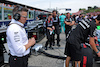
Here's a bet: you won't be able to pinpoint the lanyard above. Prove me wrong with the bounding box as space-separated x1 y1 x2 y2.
9 23 24 28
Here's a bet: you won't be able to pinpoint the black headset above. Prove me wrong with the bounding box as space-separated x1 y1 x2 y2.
13 6 23 21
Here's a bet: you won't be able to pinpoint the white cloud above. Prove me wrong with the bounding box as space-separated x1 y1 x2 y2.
8 0 100 13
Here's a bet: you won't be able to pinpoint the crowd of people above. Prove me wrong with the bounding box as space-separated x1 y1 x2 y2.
6 4 100 67
44 10 100 67
44 10 100 50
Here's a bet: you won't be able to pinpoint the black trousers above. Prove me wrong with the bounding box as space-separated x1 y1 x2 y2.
65 27 72 37
52 25 60 44
9 54 28 67
45 31 53 47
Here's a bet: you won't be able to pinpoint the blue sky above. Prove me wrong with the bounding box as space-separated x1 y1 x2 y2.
8 0 100 13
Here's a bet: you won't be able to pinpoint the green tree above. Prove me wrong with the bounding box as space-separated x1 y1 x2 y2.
79 8 86 11
93 6 98 9
79 8 82 11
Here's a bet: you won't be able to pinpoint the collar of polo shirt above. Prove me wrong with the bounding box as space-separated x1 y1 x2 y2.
11 19 24 27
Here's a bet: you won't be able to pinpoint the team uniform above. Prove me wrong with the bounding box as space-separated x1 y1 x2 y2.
76 17 83 23
44 19 54 49
6 19 29 67
64 17 74 37
52 16 60 46
64 19 96 61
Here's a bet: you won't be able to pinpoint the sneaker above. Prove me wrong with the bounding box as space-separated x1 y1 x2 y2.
44 47 48 50
52 43 55 46
57 44 60 47
49 47 54 49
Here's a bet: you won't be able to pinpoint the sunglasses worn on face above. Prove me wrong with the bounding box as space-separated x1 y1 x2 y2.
21 15 27 18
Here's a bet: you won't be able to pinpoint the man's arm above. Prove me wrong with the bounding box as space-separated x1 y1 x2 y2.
89 37 100 57
69 21 75 26
64 21 71 25
47 27 53 31
9 27 35 54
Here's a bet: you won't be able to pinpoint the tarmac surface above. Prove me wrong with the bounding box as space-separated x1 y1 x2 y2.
2 31 66 67
28 32 66 67
2 31 100 67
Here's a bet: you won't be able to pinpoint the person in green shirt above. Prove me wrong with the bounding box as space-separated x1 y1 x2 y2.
59 13 66 33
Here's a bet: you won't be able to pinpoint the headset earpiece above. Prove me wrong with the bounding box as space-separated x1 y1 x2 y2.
13 6 23 21
13 13 21 21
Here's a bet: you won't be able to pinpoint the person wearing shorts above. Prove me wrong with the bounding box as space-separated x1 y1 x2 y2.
64 15 100 67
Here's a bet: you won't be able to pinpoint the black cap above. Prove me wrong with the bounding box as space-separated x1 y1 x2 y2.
96 14 100 20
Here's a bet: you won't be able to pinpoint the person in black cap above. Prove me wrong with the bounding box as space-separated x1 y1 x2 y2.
65 14 100 67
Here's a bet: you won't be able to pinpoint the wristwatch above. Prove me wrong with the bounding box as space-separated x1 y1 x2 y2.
96 50 99 54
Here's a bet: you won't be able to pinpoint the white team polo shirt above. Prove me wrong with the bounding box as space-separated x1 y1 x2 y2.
6 19 30 57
